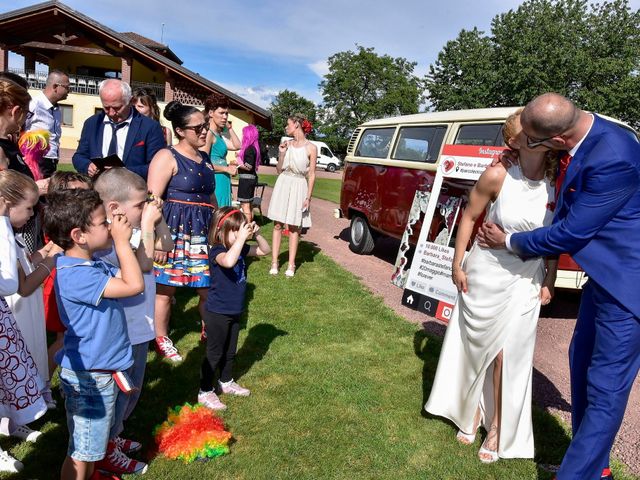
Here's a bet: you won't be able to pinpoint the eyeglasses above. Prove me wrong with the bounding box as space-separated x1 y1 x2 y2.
55 83 71 90
526 131 564 149
183 123 208 135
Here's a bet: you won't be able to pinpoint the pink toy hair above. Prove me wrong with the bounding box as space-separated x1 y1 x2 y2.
18 130 50 181
236 124 261 170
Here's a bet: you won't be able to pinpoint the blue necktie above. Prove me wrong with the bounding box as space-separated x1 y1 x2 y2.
107 122 127 157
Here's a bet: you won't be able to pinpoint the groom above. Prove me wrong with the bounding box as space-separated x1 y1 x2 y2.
478 93 640 480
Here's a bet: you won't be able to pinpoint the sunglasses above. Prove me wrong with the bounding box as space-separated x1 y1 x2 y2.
182 123 208 135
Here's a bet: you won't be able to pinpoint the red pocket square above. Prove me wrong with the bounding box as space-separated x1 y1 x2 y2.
134 140 145 147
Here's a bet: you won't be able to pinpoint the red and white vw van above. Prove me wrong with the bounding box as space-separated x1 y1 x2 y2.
338 107 636 290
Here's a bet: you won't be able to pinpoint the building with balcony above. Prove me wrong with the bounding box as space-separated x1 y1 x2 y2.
0 0 272 152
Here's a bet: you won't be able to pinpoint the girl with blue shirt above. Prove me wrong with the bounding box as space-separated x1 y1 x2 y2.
198 207 270 411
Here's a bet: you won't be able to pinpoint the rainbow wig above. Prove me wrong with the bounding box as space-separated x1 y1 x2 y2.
154 403 232 463
18 129 50 181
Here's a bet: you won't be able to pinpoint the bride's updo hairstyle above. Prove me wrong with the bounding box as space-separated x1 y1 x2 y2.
163 100 201 139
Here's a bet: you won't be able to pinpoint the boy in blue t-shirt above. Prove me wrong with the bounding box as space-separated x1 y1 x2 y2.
44 189 144 480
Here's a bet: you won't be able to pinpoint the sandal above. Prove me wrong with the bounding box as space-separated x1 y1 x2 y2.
478 426 499 464
456 407 480 445
284 264 295 277
456 430 476 445
269 262 278 275
478 445 499 464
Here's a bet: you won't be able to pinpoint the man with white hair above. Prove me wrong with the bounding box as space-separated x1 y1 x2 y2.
72 78 164 179
24 69 71 177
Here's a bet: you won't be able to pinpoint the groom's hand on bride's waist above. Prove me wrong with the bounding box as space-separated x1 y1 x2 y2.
476 222 507 249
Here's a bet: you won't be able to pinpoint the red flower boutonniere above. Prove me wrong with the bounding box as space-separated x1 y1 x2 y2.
546 201 556 212
134 140 145 147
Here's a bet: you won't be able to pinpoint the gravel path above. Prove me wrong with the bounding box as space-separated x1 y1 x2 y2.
261 186 640 476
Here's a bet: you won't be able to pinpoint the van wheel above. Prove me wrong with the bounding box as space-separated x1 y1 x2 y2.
349 215 375 254
326 163 336 173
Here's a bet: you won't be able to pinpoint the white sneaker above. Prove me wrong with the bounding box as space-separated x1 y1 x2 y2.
9 425 42 442
0 449 23 473
219 380 251 397
198 390 227 410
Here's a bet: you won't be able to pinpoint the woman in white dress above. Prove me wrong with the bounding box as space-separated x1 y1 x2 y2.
267 114 317 277
425 109 558 463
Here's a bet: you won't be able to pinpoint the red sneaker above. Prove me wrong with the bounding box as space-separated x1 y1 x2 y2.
154 336 183 363
95 441 147 475
112 435 141 454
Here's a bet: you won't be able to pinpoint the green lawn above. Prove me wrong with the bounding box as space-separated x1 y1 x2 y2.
2 222 636 480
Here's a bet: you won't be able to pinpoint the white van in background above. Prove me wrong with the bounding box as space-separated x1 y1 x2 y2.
275 137 343 172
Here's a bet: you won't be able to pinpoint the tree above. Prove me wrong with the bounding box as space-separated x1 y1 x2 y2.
427 28 497 111
426 0 640 127
262 90 317 146
320 45 423 140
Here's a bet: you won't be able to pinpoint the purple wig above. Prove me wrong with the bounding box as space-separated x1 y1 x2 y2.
237 124 261 170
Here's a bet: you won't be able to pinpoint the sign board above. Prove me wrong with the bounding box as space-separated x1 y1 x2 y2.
400 145 506 323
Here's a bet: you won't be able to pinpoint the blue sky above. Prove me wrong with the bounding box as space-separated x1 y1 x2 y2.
3 0 639 108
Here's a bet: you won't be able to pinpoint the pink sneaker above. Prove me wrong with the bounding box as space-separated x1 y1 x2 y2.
198 390 227 410
219 380 250 397
154 336 183 363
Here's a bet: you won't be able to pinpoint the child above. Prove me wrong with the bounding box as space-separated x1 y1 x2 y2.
44 189 144 480
42 171 93 389
198 207 270 410
0 171 48 473
2 169 60 440
93 167 172 475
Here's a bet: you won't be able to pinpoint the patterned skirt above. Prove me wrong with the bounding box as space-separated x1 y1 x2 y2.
155 200 214 288
0 298 47 425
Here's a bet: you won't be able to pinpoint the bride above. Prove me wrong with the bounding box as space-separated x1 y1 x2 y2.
425 109 557 463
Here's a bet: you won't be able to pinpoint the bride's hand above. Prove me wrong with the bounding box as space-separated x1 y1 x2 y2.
452 266 468 293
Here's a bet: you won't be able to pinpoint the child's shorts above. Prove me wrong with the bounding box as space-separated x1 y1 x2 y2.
59 368 118 461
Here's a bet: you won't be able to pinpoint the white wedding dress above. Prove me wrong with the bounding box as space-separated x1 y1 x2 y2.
425 166 554 459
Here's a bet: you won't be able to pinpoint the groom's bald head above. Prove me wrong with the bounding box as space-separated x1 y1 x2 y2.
521 93 580 137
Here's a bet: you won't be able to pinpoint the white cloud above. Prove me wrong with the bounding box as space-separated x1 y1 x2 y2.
308 60 329 78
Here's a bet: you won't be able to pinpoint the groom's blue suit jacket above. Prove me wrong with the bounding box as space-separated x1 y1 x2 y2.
511 115 640 317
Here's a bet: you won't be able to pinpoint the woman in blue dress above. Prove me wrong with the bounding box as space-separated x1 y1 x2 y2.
148 101 217 362
201 93 241 207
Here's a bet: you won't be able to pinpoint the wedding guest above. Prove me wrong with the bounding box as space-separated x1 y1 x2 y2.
426 109 557 463
72 79 164 179
148 101 216 362
267 114 316 277
0 171 48 473
24 70 70 177
236 125 261 222
131 87 172 146
201 93 240 207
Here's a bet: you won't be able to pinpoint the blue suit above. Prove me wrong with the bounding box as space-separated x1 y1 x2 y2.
72 109 165 180
511 115 640 480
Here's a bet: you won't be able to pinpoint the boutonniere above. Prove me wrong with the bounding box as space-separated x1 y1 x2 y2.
135 140 145 147
546 201 556 212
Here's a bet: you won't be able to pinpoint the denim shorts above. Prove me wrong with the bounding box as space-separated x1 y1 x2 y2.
59 368 118 461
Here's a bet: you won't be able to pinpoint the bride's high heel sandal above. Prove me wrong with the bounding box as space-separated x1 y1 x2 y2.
269 262 278 275
456 430 476 445
478 426 499 464
284 264 295 277
456 408 481 445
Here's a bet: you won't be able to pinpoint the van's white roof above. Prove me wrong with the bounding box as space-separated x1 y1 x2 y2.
361 107 523 126
361 107 636 132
